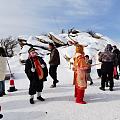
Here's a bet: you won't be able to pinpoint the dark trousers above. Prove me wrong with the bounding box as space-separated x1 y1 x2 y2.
49 65 58 85
0 81 5 95
119 64 120 72
101 62 114 89
29 80 43 95
97 69 102 78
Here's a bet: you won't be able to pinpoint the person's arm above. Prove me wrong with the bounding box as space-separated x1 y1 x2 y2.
25 59 32 80
113 53 118 66
38 57 47 68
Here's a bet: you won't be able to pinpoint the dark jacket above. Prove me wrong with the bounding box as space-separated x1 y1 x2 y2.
118 53 120 63
99 44 116 65
113 48 120 58
49 48 60 65
25 56 48 82
113 48 120 64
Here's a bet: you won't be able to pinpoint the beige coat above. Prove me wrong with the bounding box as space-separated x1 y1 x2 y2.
0 57 7 81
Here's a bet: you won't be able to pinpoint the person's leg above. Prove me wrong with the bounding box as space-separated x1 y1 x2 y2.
53 65 58 84
76 89 86 104
1 81 5 95
88 73 93 85
108 69 114 91
100 72 107 90
106 76 109 87
97 69 101 78
29 95 34 104
0 81 3 97
0 106 3 119
29 81 36 104
36 81 45 101
49 65 56 85
100 62 108 90
49 65 58 87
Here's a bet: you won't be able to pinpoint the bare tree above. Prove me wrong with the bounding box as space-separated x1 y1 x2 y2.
0 36 18 57
87 30 101 39
61 29 65 34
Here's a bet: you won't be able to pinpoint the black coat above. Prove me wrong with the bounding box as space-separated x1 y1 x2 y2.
25 56 48 82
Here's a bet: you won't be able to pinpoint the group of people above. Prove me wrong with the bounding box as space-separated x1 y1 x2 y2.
0 43 60 108
0 43 120 105
98 44 120 91
72 43 120 104
25 43 60 104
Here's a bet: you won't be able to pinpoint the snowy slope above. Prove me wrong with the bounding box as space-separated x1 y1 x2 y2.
1 32 120 120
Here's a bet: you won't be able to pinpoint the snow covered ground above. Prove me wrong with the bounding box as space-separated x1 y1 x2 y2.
1 31 120 120
1 54 120 120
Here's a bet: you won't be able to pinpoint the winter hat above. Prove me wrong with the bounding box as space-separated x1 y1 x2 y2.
28 47 36 53
75 44 84 54
113 45 117 49
49 43 55 47
105 44 113 52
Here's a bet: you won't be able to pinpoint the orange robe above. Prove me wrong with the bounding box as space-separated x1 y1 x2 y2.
73 53 88 90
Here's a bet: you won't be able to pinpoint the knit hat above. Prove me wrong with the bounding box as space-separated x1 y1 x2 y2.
75 44 84 54
49 43 55 47
28 47 36 53
105 44 113 52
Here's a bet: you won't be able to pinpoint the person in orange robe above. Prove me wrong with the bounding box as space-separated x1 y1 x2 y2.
73 44 89 104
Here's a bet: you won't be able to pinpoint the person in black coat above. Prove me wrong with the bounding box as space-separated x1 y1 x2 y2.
99 44 116 91
25 48 48 104
48 43 60 88
113 45 120 79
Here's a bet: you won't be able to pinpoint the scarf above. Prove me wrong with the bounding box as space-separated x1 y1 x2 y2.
33 57 44 80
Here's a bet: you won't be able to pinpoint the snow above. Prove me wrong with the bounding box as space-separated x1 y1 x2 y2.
27 36 48 48
36 36 53 43
1 32 120 120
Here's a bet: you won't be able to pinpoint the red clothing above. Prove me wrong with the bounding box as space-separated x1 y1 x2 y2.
73 53 88 90
73 53 88 104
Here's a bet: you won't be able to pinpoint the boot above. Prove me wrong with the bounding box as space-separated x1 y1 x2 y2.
37 92 45 101
50 84 56 88
109 88 113 91
56 80 59 83
0 114 3 119
30 98 34 104
30 95 34 104
76 89 86 104
90 82 93 85
99 87 105 91
37 96 45 101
